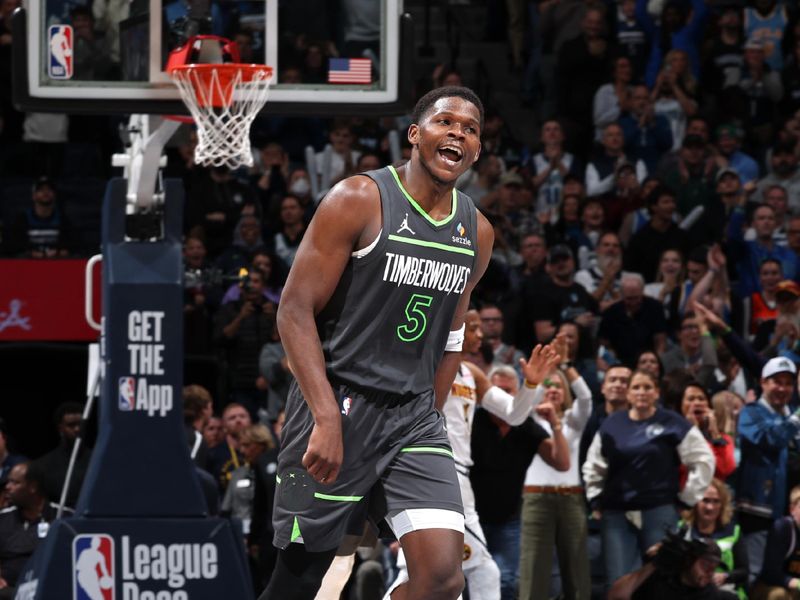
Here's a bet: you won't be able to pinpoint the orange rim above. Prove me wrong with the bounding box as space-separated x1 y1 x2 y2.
169 63 273 108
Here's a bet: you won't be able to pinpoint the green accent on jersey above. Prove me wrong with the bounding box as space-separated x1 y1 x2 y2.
276 475 281 484
387 234 475 256
397 293 433 342
313 492 364 502
400 446 455 458
388 165 458 227
291 517 302 542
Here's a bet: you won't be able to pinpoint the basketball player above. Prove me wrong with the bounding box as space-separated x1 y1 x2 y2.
387 314 570 599
260 86 492 600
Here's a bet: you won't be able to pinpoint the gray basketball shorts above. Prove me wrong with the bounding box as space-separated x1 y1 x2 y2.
272 380 463 552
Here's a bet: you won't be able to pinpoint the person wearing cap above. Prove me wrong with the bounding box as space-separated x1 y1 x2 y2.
751 485 800 600
714 124 759 186
737 357 800 585
5 177 74 258
530 243 598 344
585 123 648 198
757 142 800 213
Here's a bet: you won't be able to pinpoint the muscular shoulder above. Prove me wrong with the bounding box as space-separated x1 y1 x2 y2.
312 175 381 247
318 175 380 216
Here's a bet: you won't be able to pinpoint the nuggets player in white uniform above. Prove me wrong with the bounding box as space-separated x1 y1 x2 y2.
389 311 569 599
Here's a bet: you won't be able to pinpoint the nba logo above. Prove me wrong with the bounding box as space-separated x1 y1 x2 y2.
118 377 135 411
342 396 352 416
73 534 114 600
48 25 73 79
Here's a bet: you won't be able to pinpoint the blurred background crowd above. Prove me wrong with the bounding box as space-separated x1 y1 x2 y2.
4 0 800 598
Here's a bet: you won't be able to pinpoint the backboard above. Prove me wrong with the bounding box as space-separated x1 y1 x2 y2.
13 0 413 117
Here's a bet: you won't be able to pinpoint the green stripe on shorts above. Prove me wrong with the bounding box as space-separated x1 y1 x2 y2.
276 474 362 502
400 446 454 458
314 492 364 502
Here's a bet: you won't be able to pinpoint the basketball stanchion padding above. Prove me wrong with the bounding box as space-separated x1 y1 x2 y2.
169 63 273 169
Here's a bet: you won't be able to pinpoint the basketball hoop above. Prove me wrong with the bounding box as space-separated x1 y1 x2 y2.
169 63 273 169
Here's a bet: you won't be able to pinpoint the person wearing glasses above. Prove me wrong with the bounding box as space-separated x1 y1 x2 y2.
680 478 748 598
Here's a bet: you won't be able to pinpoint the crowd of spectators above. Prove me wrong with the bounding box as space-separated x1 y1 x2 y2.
6 0 800 598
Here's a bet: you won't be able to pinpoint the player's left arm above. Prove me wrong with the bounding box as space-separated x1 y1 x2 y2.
433 210 494 411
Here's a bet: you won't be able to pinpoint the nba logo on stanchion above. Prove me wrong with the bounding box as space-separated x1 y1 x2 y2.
73 534 114 600
118 377 135 411
48 25 73 79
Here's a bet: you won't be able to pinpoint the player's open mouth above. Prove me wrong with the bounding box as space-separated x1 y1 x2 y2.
437 145 463 166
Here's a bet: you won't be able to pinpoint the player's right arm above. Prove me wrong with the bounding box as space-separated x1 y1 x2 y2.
277 175 381 486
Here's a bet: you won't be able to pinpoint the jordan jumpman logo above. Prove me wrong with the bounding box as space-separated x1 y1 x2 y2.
397 213 415 235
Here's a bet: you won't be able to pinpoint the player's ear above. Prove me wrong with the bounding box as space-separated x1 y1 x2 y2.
408 123 420 145
473 142 482 164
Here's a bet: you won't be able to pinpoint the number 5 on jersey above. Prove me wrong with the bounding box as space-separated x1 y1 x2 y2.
397 294 433 342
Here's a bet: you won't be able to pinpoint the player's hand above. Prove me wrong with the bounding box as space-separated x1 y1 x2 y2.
0 577 8 589
302 417 343 485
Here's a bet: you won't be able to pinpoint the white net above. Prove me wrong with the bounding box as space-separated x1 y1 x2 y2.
170 65 273 169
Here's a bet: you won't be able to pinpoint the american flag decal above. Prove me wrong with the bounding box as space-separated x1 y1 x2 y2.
328 58 372 84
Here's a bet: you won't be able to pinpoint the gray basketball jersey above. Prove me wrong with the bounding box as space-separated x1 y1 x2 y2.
316 165 479 398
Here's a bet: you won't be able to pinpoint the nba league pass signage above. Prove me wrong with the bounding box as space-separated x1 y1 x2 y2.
72 533 219 600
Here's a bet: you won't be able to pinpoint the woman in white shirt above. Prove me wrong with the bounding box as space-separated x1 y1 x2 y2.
518 352 593 600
